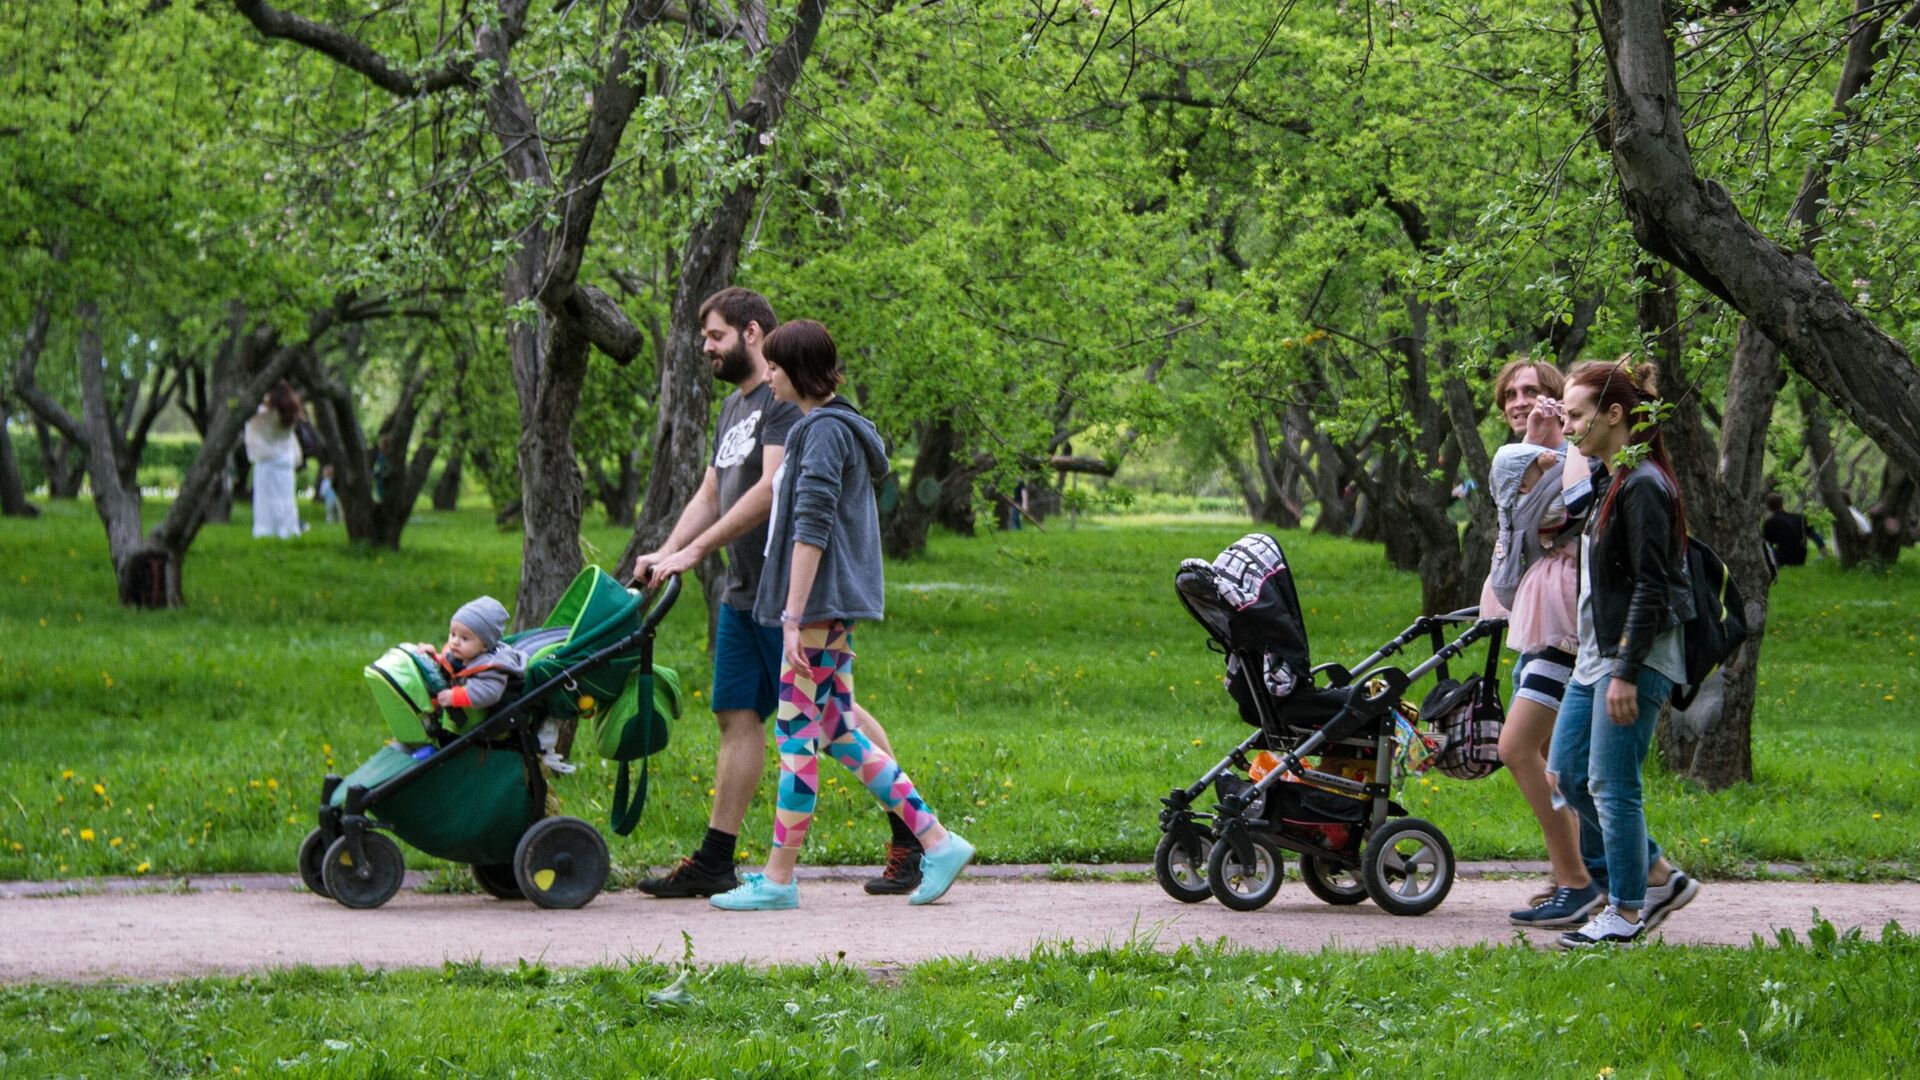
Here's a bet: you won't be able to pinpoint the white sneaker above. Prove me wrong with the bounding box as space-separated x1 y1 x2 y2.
1558 906 1645 949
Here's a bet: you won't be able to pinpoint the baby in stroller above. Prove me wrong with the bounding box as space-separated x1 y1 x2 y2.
416 595 585 775
425 596 528 714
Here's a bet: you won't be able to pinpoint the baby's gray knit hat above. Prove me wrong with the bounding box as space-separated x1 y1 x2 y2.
452 596 510 650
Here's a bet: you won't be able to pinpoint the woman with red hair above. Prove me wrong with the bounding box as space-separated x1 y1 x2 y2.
1547 359 1700 948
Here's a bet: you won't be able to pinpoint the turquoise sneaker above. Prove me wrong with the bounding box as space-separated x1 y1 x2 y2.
708 872 798 911
908 833 975 906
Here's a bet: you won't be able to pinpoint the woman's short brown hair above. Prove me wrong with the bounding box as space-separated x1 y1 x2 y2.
762 319 843 400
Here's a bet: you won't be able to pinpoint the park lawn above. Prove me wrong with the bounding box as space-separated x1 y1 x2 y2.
0 926 1914 1077
0 497 1915 881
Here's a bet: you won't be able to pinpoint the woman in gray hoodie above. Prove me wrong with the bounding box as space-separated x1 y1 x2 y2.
710 320 974 912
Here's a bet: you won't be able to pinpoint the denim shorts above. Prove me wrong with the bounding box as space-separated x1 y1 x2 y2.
711 603 784 720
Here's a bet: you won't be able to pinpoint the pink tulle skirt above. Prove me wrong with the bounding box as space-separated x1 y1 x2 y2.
1509 543 1579 655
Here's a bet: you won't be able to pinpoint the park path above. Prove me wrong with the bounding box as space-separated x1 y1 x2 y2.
4 869 1917 983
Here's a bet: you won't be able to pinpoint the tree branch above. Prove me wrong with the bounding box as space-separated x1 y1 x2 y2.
233 0 473 97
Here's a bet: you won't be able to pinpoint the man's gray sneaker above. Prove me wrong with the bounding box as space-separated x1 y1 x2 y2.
1642 871 1699 930
1510 883 1604 928
1558 906 1646 949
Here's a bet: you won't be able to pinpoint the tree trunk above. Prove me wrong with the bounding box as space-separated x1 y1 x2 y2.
431 445 463 511
1594 0 1920 481
1802 389 1872 567
1657 310 1775 789
621 0 829 576
1866 463 1916 565
1 398 38 517
32 421 85 498
71 303 174 606
882 418 957 559
1246 417 1302 528
1644 0 1913 785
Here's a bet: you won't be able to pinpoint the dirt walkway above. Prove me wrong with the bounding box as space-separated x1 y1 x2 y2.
6 876 1916 983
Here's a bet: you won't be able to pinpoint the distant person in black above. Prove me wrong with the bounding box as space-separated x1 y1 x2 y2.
1761 492 1824 567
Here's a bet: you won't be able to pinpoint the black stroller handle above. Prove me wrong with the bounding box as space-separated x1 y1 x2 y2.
632 573 682 632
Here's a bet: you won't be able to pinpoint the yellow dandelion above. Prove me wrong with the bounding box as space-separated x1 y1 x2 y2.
8 841 20 852
707 788 715 797
136 861 151 874
249 780 261 789
1598 1069 1615 1079
61 769 74 780
101 671 114 689
80 829 95 842
93 783 106 797
1190 738 1204 746
109 837 122 848
1885 695 1896 702
1873 813 1882 821
322 743 333 756
266 779 278 791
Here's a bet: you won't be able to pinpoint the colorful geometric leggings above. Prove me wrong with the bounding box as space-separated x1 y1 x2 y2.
772 622 939 850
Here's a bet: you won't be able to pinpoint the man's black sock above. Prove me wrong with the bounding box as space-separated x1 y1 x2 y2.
887 811 922 853
695 827 737 869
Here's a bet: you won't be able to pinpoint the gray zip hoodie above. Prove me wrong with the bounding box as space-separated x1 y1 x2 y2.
755 399 891 627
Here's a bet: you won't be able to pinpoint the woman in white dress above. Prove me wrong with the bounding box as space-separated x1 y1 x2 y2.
244 381 305 539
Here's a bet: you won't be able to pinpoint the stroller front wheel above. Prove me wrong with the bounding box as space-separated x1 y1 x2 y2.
1360 817 1454 916
1207 832 1284 912
320 832 406 909
1154 830 1213 904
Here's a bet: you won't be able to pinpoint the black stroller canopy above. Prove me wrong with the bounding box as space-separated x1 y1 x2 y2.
1175 533 1312 671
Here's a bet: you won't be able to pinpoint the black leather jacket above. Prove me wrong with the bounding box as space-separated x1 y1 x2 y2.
1586 466 1694 680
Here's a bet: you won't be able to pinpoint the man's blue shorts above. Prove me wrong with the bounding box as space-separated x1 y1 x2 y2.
711 603 783 720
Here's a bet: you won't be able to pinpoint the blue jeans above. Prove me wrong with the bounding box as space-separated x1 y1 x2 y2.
1547 668 1673 909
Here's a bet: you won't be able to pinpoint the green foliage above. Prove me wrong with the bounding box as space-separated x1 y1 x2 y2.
2 503 1914 880
2 929 1916 1076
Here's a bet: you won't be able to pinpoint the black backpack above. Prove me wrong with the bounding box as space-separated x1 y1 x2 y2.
1671 537 1749 708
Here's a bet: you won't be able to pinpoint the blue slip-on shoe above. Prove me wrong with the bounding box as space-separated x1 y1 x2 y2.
908 833 975 906
708 872 798 911
1509 882 1604 928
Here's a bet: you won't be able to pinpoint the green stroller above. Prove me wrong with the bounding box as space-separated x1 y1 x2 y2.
298 569 682 910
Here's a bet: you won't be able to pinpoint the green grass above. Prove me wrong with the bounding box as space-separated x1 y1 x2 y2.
1 497 1916 880
0 923 1913 1077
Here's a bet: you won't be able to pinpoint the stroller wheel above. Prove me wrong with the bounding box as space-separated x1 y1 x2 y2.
320 832 406 910
514 816 610 910
1299 856 1368 906
1206 833 1284 912
1360 817 1455 916
472 862 525 900
297 828 331 899
1154 830 1213 904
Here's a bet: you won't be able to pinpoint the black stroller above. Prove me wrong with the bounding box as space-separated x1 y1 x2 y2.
1154 534 1507 915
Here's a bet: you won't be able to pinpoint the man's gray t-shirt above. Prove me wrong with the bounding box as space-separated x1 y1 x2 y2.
711 381 800 611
